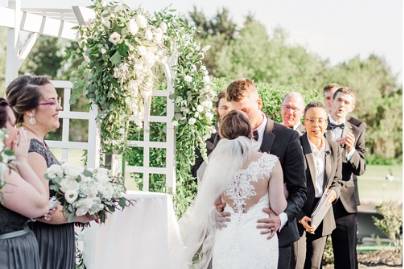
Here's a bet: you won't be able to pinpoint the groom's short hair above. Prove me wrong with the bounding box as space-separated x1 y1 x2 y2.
226 79 256 102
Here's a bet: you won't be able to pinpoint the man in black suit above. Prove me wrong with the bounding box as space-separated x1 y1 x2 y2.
326 87 366 269
220 79 307 269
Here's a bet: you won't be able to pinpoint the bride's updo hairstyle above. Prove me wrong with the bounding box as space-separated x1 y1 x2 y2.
219 110 252 140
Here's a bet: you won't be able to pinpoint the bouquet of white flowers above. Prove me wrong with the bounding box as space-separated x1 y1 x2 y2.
0 129 15 193
45 163 131 223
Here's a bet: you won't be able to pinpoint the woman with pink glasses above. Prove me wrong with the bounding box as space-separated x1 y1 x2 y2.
6 76 93 269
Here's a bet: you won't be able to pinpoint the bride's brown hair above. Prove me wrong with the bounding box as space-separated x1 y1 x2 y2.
219 110 252 140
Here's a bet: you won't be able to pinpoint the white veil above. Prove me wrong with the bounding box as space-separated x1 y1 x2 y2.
177 136 253 268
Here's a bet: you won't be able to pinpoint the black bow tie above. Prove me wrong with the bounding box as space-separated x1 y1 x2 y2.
328 122 345 130
253 130 259 141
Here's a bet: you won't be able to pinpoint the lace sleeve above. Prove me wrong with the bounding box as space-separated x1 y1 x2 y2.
257 153 279 180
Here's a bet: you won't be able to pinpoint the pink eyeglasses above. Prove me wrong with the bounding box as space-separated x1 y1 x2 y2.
38 97 62 107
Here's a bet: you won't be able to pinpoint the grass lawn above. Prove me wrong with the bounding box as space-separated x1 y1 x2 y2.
358 165 402 205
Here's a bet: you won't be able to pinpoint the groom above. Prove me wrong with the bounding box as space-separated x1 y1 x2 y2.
211 79 307 268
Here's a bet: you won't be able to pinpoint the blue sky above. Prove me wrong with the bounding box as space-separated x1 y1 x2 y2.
2 0 402 81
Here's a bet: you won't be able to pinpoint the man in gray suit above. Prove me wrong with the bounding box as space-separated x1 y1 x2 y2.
281 92 306 135
327 87 366 269
293 102 342 269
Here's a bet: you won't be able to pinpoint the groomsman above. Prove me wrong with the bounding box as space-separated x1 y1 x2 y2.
327 87 366 269
293 102 342 269
223 79 306 269
323 84 366 130
281 92 306 135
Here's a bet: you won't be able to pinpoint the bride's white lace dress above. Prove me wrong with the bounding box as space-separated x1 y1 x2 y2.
212 153 279 269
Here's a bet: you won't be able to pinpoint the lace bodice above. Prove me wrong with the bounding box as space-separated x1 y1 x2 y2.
224 153 278 213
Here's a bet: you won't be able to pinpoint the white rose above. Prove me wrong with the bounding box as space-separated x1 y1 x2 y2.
101 18 111 29
109 32 121 45
196 105 204 113
89 197 104 215
62 164 82 179
137 46 147 57
202 100 212 109
98 184 114 200
47 164 64 179
136 14 148 29
60 178 79 193
128 18 138 35
184 75 192 83
65 190 78 204
188 118 196 125
75 198 93 216
154 30 164 44
144 29 153 41
159 22 168 33
205 112 214 121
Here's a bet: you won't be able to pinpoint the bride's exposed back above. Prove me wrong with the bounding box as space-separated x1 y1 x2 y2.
178 110 287 269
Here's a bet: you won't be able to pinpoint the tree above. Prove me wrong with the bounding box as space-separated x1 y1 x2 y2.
19 36 64 78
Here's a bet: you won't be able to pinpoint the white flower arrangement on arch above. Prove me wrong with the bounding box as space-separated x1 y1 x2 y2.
75 1 170 151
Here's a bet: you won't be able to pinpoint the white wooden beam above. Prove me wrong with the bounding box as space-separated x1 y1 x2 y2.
0 6 78 40
72 6 95 25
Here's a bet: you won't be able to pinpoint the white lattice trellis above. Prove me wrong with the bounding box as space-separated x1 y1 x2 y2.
1 1 178 194
124 58 177 194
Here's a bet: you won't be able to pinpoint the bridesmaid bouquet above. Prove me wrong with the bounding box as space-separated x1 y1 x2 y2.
45 163 131 223
0 129 15 192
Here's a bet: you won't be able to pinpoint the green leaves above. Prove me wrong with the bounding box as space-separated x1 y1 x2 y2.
110 51 121 65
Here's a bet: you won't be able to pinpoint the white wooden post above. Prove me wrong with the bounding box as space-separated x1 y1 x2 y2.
5 0 21 85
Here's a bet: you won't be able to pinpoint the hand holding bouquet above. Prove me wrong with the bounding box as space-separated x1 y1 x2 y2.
45 164 131 223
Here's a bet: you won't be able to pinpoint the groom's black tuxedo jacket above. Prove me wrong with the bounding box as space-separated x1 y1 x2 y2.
192 116 307 247
260 118 307 247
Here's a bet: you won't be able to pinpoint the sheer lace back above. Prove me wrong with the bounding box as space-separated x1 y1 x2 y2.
223 153 278 213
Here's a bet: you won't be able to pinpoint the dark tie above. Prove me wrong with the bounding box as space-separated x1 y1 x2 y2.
328 122 345 130
253 130 259 141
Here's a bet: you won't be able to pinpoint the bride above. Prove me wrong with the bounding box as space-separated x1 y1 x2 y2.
178 110 287 269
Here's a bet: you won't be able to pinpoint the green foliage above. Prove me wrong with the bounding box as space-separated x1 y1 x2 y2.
0 27 6 95
373 202 402 248
322 236 334 265
20 37 64 78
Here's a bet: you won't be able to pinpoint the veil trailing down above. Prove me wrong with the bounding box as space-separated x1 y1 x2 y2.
175 136 253 268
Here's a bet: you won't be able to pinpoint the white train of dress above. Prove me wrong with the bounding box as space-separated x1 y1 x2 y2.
212 153 279 269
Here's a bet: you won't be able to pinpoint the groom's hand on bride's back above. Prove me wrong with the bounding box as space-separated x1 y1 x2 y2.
256 208 281 239
213 199 230 229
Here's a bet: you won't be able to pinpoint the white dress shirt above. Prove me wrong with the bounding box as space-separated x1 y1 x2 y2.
328 115 355 161
328 116 344 140
308 139 326 198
